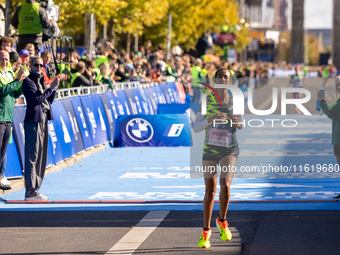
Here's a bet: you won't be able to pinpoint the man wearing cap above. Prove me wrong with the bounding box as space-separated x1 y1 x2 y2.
0 50 25 190
19 49 31 77
11 0 55 54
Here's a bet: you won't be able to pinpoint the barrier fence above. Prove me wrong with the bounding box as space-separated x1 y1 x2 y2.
7 81 190 178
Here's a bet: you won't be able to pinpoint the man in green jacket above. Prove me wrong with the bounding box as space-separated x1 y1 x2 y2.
0 51 25 190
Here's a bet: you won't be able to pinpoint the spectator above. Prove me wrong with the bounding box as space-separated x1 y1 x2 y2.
98 62 114 90
22 57 66 201
95 48 110 68
71 61 93 87
191 58 203 103
0 37 14 54
11 0 55 55
9 52 21 74
86 58 102 85
25 43 35 58
0 50 25 190
41 51 54 87
19 49 31 77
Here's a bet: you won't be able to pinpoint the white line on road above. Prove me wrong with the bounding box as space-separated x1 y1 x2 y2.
105 211 169 255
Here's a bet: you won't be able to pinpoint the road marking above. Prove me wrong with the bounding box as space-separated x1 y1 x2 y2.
105 211 169 255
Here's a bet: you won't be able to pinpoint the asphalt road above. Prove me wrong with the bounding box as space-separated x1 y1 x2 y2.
1 210 340 255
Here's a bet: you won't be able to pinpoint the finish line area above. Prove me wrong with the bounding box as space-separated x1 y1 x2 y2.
1 115 340 211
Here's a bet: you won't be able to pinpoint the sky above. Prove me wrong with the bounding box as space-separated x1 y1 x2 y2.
287 0 333 29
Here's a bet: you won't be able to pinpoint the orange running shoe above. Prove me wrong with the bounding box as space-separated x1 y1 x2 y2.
216 216 232 241
198 229 211 248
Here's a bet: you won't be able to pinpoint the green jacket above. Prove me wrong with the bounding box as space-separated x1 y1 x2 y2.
0 70 22 122
101 77 114 90
321 98 340 145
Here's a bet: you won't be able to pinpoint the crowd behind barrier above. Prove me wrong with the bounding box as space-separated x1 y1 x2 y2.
7 81 193 179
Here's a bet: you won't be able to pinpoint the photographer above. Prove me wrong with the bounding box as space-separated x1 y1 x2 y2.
71 61 94 87
11 0 55 55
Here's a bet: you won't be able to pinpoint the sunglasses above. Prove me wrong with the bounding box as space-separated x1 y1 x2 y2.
33 63 44 68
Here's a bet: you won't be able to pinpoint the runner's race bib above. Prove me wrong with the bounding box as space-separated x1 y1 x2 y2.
206 124 232 147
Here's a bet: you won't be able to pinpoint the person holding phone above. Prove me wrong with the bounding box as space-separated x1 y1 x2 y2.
317 75 340 201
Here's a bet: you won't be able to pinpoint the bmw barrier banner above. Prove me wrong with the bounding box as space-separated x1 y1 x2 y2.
12 105 26 169
47 119 63 164
124 88 139 115
164 82 181 104
157 103 190 114
132 88 150 115
143 87 157 113
149 84 167 105
104 91 120 119
91 93 111 142
141 87 156 115
117 114 191 147
100 93 116 142
80 95 109 146
71 96 93 149
51 100 76 160
115 90 132 116
5 134 23 177
175 82 187 104
61 98 85 154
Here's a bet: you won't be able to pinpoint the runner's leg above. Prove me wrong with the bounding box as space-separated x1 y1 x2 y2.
219 155 237 219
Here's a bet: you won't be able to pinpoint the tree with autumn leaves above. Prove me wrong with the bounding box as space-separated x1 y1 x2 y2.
2 0 250 53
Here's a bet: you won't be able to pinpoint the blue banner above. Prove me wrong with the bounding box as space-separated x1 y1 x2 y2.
71 96 94 149
100 93 116 142
80 95 109 146
61 98 85 154
124 88 139 115
132 88 151 115
5 135 23 177
91 94 110 142
148 85 167 105
115 90 132 115
51 100 76 160
117 114 191 147
157 103 190 114
12 105 26 169
47 119 63 164
164 82 181 104
143 87 157 114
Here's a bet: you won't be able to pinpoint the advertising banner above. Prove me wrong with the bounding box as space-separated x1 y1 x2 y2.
12 105 26 168
5 135 23 177
61 98 85 154
51 100 76 160
80 95 109 146
163 82 181 104
117 114 191 147
100 93 116 142
70 96 94 149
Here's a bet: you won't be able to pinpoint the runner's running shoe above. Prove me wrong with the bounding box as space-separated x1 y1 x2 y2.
198 229 211 248
216 216 232 241
333 194 340 201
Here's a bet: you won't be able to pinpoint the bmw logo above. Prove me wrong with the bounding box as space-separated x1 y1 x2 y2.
126 118 154 143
